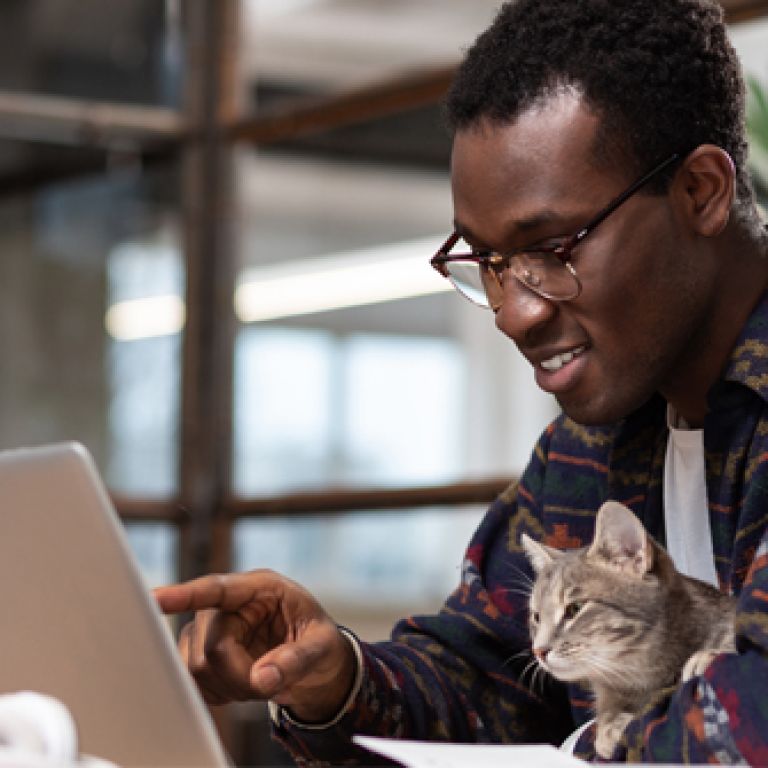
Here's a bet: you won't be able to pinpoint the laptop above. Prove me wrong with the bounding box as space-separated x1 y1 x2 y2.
0 442 230 767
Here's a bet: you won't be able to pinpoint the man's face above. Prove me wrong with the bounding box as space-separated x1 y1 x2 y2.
450 93 716 425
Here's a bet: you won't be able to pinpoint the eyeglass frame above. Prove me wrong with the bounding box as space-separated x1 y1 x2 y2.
430 151 682 308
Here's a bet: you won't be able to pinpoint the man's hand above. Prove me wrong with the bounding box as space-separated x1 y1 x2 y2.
154 569 357 723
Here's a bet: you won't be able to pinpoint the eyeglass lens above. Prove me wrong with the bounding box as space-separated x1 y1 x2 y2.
444 259 493 306
444 238 580 307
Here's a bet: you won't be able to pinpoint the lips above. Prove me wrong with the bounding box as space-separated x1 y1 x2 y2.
539 345 587 372
533 344 589 396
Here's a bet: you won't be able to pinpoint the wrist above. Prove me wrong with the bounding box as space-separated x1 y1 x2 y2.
269 627 363 730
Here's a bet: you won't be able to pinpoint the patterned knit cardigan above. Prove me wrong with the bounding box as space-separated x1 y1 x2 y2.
272 293 768 766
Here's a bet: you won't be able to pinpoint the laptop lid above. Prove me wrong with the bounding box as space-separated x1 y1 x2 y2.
0 442 229 767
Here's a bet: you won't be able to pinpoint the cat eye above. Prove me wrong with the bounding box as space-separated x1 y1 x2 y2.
564 602 584 621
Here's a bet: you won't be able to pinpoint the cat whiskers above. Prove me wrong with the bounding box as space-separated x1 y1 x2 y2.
500 559 535 599
504 648 530 666
507 648 552 696
526 657 551 696
580 651 640 688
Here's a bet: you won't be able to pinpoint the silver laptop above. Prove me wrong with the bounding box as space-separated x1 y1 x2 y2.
0 442 229 767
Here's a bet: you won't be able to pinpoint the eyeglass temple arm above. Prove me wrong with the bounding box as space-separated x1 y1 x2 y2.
567 152 681 247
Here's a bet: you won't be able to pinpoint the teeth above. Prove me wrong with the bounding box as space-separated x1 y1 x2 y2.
540 346 585 372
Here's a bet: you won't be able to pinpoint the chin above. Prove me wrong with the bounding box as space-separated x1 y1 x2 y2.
557 393 646 427
557 399 610 426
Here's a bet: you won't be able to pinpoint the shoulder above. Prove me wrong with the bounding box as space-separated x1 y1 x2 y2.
523 413 619 485
488 415 620 534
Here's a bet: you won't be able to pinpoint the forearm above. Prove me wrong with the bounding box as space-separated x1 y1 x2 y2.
271 428 575 763
271 603 573 765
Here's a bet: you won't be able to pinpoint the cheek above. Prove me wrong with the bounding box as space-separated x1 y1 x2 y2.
574 205 685 318
569 245 697 380
575 247 659 332
586 262 703 375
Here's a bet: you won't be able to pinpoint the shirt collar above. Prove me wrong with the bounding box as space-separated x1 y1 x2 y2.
719 289 768 403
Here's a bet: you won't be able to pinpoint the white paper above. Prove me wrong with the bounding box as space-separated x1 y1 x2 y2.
353 735 585 768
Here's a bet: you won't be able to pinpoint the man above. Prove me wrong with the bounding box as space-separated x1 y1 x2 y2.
155 0 768 763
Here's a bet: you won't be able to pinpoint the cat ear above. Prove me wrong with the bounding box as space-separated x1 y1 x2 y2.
520 533 561 573
587 501 654 577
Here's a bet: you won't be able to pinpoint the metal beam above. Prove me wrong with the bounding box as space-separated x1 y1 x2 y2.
0 91 183 148
229 65 455 146
722 0 768 22
112 476 515 521
177 0 238 581
0 65 455 151
223 478 516 518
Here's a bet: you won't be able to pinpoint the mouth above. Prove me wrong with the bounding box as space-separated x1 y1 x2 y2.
537 654 573 682
533 344 589 396
538 345 587 372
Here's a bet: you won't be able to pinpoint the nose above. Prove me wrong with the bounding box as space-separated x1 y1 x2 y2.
493 275 558 345
533 646 550 662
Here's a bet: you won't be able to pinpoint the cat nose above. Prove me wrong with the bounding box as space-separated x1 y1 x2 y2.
533 646 550 662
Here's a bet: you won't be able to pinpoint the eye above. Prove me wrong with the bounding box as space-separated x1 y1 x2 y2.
530 610 540 625
469 243 493 258
564 602 583 621
535 237 569 250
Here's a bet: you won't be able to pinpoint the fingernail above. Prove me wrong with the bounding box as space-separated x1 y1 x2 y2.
254 665 282 692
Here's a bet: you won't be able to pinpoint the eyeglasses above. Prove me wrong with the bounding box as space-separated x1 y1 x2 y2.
430 152 681 309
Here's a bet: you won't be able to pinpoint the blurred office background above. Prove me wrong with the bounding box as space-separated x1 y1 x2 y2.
1 1 767 764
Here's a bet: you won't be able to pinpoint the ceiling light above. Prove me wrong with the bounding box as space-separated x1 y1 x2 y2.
235 236 451 323
105 295 186 341
104 236 451 339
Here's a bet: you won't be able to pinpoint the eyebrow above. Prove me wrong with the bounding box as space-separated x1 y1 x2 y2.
454 209 571 248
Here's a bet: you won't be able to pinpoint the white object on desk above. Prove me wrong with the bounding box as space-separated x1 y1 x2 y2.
0 691 117 767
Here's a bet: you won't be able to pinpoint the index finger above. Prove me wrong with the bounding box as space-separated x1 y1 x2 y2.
153 571 283 615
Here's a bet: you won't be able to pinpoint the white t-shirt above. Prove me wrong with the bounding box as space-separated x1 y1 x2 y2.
663 406 718 587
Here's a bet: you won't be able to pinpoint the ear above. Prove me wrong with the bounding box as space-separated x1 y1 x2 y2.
521 533 561 573
587 501 653 577
672 145 735 238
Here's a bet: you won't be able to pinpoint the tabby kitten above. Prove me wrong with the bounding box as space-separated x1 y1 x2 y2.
521 501 736 759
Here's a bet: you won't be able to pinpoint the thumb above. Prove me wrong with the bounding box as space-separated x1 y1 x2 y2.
250 639 326 693
251 629 357 719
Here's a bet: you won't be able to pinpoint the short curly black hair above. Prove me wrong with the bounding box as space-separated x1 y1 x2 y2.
446 0 756 219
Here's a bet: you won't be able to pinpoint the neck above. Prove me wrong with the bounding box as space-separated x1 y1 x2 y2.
661 229 768 427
